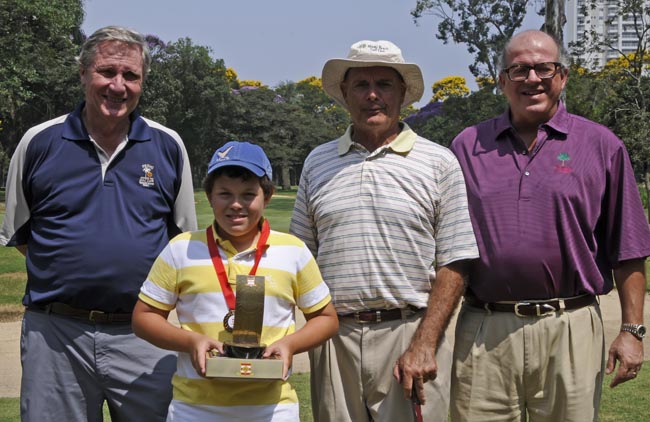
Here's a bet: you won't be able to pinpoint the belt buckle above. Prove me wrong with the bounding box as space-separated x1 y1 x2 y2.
354 310 381 323
536 303 557 316
514 302 531 317
89 310 106 322
514 302 557 317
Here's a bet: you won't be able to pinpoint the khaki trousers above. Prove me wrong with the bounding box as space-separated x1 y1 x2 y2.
310 312 452 422
450 303 605 422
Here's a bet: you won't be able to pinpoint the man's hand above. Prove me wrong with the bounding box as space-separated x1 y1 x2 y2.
609 259 646 388
392 260 470 403
393 341 438 404
606 332 644 387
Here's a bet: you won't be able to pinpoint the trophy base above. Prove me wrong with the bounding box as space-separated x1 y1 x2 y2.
223 342 266 359
205 349 284 380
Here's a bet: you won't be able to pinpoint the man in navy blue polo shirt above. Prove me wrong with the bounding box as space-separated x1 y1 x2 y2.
449 29 650 421
0 26 197 421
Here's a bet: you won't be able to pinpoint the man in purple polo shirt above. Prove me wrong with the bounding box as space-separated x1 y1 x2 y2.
449 29 650 421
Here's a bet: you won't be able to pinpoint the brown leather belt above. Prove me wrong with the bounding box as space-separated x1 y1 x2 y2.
28 302 132 324
340 306 423 323
465 294 597 317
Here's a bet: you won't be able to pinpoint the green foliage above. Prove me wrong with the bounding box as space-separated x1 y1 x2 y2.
568 1 650 188
231 82 346 189
411 0 531 86
139 37 235 186
410 88 507 147
0 0 84 168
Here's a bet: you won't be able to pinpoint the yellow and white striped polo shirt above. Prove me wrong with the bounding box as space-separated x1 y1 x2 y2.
139 224 330 420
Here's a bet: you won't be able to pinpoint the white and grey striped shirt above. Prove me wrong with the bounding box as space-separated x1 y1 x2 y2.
290 123 479 314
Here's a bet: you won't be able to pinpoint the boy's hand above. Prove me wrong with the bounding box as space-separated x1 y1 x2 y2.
188 334 223 377
264 340 294 380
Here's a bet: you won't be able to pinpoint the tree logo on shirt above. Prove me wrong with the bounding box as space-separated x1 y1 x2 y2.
139 164 155 187
555 153 572 173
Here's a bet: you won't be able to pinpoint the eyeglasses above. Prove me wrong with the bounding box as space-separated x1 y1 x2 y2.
502 62 563 82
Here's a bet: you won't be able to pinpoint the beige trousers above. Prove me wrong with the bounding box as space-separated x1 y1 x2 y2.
450 303 605 422
310 313 452 422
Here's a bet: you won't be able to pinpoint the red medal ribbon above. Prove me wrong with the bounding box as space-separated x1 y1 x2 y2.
206 219 270 311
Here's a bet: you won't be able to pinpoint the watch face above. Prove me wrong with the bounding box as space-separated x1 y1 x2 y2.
639 326 647 337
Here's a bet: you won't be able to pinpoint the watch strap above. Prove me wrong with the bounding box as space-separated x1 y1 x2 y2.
621 323 646 340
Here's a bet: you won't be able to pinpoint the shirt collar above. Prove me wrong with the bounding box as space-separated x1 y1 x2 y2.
496 101 570 141
337 122 418 156
61 102 152 143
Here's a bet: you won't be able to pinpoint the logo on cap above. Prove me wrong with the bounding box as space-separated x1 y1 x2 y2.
217 146 234 160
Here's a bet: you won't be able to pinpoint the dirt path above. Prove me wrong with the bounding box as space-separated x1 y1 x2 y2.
1 291 648 397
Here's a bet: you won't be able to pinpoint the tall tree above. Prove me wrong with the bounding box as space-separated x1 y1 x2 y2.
540 0 566 41
431 76 471 101
232 80 346 190
567 0 650 213
0 0 85 184
411 0 531 87
139 37 235 185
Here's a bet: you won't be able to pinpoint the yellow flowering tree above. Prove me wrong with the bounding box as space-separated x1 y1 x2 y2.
475 76 495 90
298 76 323 89
431 76 470 102
239 79 265 88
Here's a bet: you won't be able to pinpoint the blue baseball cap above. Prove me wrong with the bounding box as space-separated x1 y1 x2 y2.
207 141 273 179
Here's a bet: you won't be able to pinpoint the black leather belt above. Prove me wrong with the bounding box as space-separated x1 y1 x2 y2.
340 306 423 323
28 302 132 324
465 294 597 317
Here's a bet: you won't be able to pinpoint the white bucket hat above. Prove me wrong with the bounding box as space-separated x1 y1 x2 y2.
321 40 424 110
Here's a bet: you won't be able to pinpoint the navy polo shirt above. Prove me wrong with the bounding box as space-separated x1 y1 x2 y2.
451 102 650 302
8 103 190 312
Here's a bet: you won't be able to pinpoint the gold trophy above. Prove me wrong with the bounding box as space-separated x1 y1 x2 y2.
206 275 283 379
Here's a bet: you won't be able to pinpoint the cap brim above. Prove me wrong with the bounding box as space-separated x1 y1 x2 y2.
322 58 425 110
207 160 267 177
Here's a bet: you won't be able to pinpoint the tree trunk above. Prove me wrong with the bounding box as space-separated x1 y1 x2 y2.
544 0 566 43
281 165 291 191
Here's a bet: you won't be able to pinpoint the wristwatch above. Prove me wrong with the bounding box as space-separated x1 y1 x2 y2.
621 323 646 340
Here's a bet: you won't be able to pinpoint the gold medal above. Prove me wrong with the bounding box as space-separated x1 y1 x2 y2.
223 310 235 332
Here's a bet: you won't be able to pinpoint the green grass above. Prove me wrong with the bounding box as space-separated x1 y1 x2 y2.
600 369 650 421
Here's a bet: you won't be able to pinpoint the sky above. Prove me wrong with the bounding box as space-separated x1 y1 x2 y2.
82 0 544 108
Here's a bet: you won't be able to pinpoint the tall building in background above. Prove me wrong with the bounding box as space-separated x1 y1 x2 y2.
565 0 648 68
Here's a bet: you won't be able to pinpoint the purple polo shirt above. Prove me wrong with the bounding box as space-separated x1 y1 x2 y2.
450 102 650 302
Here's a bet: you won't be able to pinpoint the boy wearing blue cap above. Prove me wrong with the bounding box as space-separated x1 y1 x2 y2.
132 141 338 421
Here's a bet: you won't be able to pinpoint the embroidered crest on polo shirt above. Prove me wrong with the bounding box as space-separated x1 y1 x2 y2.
555 152 572 173
139 164 155 187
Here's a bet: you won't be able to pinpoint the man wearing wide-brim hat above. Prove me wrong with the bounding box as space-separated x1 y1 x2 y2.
290 40 479 422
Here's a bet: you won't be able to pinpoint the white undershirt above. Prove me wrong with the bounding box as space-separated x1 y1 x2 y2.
89 135 129 179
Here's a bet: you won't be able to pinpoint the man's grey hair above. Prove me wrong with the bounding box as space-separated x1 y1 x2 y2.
77 25 151 77
498 30 570 71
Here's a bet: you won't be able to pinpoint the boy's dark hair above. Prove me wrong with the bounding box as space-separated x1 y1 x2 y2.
203 166 275 199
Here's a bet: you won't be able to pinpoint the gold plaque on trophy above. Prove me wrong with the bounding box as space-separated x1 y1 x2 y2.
206 275 283 379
